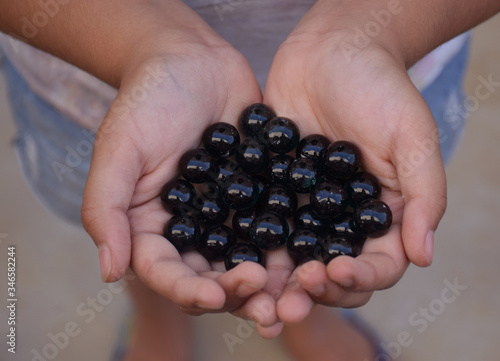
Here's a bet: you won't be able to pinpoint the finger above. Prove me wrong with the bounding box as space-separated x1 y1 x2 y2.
232 291 279 328
263 248 295 301
216 262 268 302
394 107 447 267
184 262 268 315
180 258 268 312
326 224 409 292
181 250 213 273
256 322 285 340
179 264 268 316
276 270 315 324
296 261 329 297
296 260 373 308
131 232 225 310
81 120 141 282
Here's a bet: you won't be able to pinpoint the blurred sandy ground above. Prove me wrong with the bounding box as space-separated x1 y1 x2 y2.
0 14 499 361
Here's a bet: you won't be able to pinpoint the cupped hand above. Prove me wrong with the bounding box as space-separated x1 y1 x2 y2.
263 26 447 323
81 39 280 328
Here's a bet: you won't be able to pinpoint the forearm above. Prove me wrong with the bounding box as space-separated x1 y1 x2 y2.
0 0 224 87
296 0 500 67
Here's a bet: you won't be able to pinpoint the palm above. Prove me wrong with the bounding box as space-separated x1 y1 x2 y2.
263 36 446 321
83 47 278 322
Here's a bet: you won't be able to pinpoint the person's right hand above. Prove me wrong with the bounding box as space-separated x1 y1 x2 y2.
81 16 280 329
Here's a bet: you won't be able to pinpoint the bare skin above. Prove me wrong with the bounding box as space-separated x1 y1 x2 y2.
123 277 192 361
123 278 375 361
281 306 375 361
2 0 500 359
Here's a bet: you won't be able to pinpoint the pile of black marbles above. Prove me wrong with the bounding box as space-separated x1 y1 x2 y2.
160 103 392 271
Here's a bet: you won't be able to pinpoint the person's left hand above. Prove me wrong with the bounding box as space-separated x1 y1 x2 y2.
258 1 447 331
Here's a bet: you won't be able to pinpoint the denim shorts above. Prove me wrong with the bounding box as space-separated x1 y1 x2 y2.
0 40 470 225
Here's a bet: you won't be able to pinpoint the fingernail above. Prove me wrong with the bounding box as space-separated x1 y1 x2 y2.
98 245 112 282
425 231 434 264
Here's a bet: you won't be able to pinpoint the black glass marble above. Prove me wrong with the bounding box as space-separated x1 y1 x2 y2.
250 174 269 196
296 134 330 162
225 242 264 270
250 212 289 250
330 214 366 242
310 181 349 219
197 224 236 261
178 148 216 183
235 138 269 175
323 141 362 181
238 103 276 138
354 199 392 238
345 171 381 205
260 184 298 218
209 158 241 187
320 233 361 264
222 173 259 210
294 204 327 234
160 179 196 215
261 117 300 154
202 122 240 158
195 190 229 225
267 154 295 184
163 215 200 252
287 228 321 264
287 158 320 193
197 176 220 195
232 208 256 241
343 203 356 216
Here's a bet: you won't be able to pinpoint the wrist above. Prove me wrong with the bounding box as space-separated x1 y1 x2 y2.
293 0 500 69
98 1 229 88
287 0 408 67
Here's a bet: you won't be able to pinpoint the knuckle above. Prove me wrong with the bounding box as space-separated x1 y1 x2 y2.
80 204 98 232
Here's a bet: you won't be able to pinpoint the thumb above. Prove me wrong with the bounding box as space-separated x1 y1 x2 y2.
81 119 140 282
395 123 447 267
